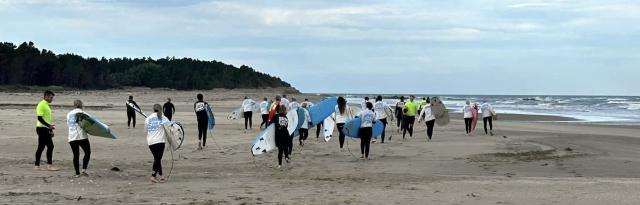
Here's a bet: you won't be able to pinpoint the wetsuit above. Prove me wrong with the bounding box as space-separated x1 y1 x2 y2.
194 100 209 146
126 100 140 128
163 102 175 121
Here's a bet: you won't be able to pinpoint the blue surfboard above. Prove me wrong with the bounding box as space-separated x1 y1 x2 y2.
206 105 215 130
342 118 384 139
291 108 306 138
308 97 338 126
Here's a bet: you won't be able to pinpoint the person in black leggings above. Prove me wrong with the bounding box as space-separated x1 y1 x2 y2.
126 95 140 129
194 94 210 149
357 102 375 159
35 90 58 171
274 105 290 168
334 97 351 149
146 104 169 183
67 100 92 177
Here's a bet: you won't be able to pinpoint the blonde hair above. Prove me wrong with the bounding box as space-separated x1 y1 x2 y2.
153 104 163 119
73 100 83 109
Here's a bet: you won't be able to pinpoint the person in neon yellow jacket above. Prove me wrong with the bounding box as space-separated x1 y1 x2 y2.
403 95 420 139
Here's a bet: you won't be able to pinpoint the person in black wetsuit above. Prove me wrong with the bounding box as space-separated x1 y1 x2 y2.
163 98 175 121
194 94 210 150
126 95 141 129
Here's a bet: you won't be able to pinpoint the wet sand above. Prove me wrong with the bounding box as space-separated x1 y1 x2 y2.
1 88 640 204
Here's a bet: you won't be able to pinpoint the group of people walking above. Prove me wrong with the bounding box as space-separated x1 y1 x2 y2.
32 90 497 180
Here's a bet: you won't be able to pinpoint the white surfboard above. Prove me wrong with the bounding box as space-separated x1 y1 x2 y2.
286 108 299 135
251 124 276 155
227 107 243 120
323 116 335 142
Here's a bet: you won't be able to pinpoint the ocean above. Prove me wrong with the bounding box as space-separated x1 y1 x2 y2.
335 94 640 124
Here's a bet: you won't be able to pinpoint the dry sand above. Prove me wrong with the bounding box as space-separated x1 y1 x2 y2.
2 89 640 205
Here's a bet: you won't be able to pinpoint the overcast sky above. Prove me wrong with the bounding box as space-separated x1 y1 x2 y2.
1 0 638 95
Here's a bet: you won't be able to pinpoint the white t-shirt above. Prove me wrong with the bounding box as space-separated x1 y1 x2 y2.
280 98 290 109
300 109 311 129
242 99 255 112
373 101 390 120
419 105 435 122
260 101 269 114
357 109 376 128
301 101 314 108
361 100 370 110
480 103 495 118
289 101 300 111
334 105 352 123
145 113 170 146
66 108 89 142
462 105 473 118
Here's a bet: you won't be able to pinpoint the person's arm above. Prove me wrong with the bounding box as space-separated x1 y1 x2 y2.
171 103 175 115
132 101 140 110
37 116 52 128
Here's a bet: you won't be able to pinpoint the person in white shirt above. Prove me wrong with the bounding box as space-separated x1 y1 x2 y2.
356 102 376 159
480 101 496 136
299 103 312 146
289 97 300 111
373 95 392 143
66 100 91 177
361 96 370 111
418 97 436 141
333 97 352 149
242 96 256 130
146 104 170 183
259 97 270 129
462 100 475 135
280 94 290 110
301 98 314 108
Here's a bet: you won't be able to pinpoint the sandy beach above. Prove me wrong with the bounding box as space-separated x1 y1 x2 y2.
2 88 640 205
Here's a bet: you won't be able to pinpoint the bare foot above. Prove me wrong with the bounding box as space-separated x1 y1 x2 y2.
47 165 59 171
150 177 159 183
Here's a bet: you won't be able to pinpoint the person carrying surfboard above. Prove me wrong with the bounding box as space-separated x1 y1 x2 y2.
333 97 352 149
267 95 281 124
163 98 175 121
356 102 376 159
299 103 312 147
259 97 270 129
394 96 406 135
194 94 210 149
35 90 59 171
242 96 256 130
301 98 314 108
280 94 290 110
126 95 141 129
66 100 92 177
403 95 420 139
462 100 475 136
146 104 170 183
274 105 290 168
418 97 436 141
289 97 300 111
373 95 392 143
480 101 496 136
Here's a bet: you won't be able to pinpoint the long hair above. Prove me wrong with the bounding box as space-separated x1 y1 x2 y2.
73 100 83 109
337 96 346 114
153 104 163 119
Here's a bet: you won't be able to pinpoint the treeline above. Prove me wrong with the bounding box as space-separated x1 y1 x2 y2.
0 42 295 90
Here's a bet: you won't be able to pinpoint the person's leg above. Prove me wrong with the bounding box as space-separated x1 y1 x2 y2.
202 126 207 147
69 141 80 175
157 143 164 176
287 134 293 156
149 144 160 177
464 118 471 134
316 122 323 138
277 147 284 166
402 116 408 139
244 112 249 129
44 130 54 165
132 114 136 128
80 139 91 172
197 122 204 148
427 120 435 140
35 128 47 166
483 117 488 135
261 114 268 128
408 116 415 137
249 111 253 129
359 128 366 157
380 118 387 143
337 123 345 148
363 128 372 158
488 117 494 135
127 112 133 128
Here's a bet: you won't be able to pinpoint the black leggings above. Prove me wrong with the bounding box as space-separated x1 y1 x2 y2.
403 116 415 138
299 128 309 145
425 119 435 140
127 111 136 128
35 127 54 166
260 114 269 128
464 118 472 134
336 123 346 148
316 122 323 138
197 119 208 146
149 143 165 177
69 139 91 175
359 127 372 158
287 134 294 156
396 114 403 128
244 111 253 129
483 117 493 134
277 145 289 166
379 118 388 143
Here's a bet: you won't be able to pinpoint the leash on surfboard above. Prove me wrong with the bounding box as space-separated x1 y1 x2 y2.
344 138 360 160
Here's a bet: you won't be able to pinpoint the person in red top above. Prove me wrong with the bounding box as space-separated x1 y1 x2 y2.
267 95 281 124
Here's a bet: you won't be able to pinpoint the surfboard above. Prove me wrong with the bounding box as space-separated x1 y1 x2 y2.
471 104 479 131
323 116 335 142
206 105 215 130
251 123 276 155
227 107 243 120
430 97 450 126
308 97 338 126
75 113 117 139
291 108 307 138
341 118 384 138
126 101 146 117
162 121 185 151
286 108 299 136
